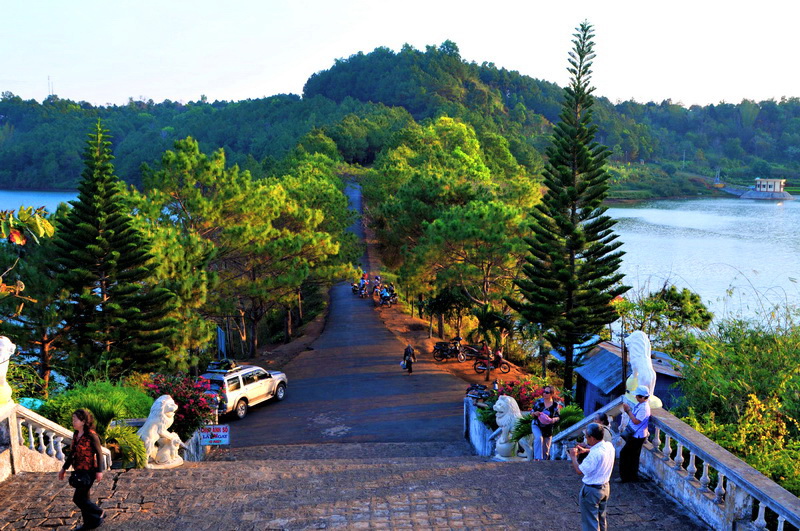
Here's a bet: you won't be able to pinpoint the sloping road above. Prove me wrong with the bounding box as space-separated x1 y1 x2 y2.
231 181 468 447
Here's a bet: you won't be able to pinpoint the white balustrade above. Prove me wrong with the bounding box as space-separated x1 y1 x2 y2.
548 397 800 530
10 404 112 469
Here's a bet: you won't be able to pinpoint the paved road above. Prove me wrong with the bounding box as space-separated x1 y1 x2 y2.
231 182 468 447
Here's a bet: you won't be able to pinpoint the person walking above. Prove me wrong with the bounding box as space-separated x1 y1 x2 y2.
58 408 105 530
568 423 615 531
617 385 652 483
530 385 561 460
403 344 416 374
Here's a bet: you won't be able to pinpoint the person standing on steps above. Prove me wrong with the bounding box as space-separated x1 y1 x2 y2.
58 408 105 530
616 385 651 483
403 344 416 374
530 385 561 460
568 423 615 531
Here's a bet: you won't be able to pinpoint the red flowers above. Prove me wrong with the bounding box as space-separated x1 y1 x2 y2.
147 373 215 440
8 229 26 245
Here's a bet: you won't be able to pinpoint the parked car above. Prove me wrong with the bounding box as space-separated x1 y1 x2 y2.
200 362 288 419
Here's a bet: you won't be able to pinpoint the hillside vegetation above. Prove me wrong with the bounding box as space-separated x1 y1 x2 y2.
2 41 798 195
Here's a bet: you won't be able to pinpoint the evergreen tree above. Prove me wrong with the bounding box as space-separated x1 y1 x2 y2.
508 22 628 396
51 121 176 379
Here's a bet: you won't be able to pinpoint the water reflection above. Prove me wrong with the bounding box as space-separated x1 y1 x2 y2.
608 198 800 319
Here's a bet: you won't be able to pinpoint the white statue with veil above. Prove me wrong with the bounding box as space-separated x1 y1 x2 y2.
0 336 16 406
622 331 662 409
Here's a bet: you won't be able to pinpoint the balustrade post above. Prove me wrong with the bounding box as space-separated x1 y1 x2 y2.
651 426 661 454
54 435 65 460
662 434 672 461
46 430 55 457
699 462 710 492
714 473 726 504
685 452 697 480
16 417 25 446
27 423 35 450
777 515 786 531
36 427 46 454
753 500 767 529
673 442 684 471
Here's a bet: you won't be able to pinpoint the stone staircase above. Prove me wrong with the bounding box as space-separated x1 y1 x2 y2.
0 441 705 530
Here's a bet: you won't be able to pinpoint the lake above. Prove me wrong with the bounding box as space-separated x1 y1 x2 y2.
608 197 800 319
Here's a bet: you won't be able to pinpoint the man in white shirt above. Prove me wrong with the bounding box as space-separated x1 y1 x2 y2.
568 423 615 531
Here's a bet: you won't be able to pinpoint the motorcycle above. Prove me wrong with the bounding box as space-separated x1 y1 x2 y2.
473 356 511 374
379 292 399 307
432 337 467 362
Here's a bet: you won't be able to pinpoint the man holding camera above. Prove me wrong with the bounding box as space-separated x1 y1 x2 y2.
568 423 615 531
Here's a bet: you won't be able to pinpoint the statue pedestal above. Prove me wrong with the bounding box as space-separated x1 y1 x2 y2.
146 457 184 470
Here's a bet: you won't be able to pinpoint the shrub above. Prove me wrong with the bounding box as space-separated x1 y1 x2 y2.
495 376 552 411
552 404 585 436
41 381 154 434
146 373 214 440
104 425 147 469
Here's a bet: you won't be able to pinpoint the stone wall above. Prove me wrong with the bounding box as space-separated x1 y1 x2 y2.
182 429 211 462
463 398 495 457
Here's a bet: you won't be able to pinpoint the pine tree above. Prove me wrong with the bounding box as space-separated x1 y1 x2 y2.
508 22 629 396
51 121 176 379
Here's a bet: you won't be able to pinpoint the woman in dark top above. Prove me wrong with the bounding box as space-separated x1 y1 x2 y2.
530 385 561 460
58 408 105 530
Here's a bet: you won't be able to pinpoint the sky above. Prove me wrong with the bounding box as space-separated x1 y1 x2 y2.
3 1 799 109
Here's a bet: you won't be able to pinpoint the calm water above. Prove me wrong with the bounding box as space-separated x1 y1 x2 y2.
0 190 76 214
608 198 800 319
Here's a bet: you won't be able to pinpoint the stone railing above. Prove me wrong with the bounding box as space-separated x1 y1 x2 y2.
550 399 800 531
4 403 111 475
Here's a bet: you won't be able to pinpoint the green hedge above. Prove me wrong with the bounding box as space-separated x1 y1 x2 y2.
40 381 154 437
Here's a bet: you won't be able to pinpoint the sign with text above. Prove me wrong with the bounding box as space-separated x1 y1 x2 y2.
199 424 230 446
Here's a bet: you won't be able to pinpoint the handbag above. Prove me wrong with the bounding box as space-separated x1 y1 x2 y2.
400 360 406 369
622 423 636 440
68 470 93 488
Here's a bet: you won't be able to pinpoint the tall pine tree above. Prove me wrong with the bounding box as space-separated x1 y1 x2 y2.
51 121 176 379
509 22 629 395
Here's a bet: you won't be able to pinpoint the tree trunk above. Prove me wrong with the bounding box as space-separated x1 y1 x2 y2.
564 343 574 404
284 306 293 343
247 315 258 358
437 314 445 339
297 289 303 324
428 313 433 338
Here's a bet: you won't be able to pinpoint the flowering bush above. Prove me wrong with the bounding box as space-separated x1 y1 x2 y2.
146 374 215 440
496 376 555 411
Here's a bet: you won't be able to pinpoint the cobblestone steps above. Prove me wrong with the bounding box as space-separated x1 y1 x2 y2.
0 442 706 530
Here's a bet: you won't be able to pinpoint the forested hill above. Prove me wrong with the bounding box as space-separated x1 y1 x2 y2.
2 40 799 192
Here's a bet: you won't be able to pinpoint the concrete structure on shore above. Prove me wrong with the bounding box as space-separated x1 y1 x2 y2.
739 177 795 200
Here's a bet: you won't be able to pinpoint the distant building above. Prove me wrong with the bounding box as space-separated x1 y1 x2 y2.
754 178 785 193
739 177 794 200
551 341 684 413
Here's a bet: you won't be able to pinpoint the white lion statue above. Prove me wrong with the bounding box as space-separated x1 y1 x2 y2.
491 395 523 459
137 395 185 469
0 336 16 406
623 331 662 409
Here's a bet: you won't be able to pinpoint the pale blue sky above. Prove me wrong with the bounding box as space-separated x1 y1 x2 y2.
3 0 798 108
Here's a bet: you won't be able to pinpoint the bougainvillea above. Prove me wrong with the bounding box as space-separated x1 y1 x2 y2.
495 376 558 412
146 373 215 440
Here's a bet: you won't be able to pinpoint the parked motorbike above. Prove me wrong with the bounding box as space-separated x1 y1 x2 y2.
432 337 467 362
465 383 491 400
473 357 511 374
379 292 399 307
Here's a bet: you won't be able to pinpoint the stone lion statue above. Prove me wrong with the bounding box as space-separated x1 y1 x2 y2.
624 331 662 409
0 336 16 406
491 395 523 459
137 395 185 468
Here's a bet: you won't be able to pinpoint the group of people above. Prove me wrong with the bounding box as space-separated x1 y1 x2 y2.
567 385 652 531
354 271 396 305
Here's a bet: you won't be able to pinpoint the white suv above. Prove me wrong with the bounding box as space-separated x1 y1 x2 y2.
201 363 288 419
